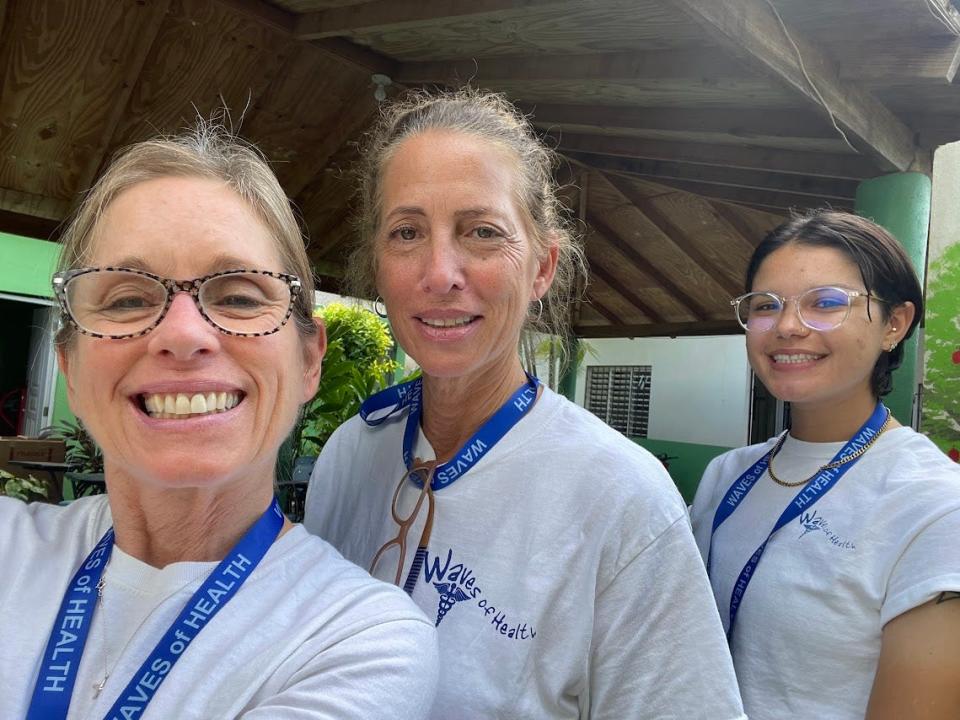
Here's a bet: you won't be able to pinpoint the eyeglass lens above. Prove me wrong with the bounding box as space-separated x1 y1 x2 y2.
738 287 853 333
64 270 292 336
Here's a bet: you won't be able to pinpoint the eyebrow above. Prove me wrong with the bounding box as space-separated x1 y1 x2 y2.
383 206 508 222
105 254 263 276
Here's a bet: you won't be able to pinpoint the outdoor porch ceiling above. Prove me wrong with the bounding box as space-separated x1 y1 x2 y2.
1 0 957 338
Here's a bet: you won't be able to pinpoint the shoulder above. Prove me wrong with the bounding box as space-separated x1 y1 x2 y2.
262 526 434 633
866 428 960 505
691 439 777 512
1 494 112 550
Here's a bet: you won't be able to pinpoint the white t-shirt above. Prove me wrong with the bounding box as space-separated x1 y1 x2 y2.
0 494 438 719
304 387 745 720
691 426 960 720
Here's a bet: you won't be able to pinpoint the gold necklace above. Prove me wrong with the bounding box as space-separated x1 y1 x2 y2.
767 410 891 488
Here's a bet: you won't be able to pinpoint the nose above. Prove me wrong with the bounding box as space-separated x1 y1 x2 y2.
773 298 810 338
421 236 465 294
146 292 221 361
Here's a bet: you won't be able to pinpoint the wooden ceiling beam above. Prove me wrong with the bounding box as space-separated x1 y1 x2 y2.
589 261 666 323
587 212 709 320
584 296 623 326
624 175 848 213
666 0 929 173
526 103 837 142
575 319 741 339
295 0 575 40
548 132 877 180
604 174 743 299
0 188 69 222
710 201 765 253
567 152 856 201
836 37 960 86
396 48 747 85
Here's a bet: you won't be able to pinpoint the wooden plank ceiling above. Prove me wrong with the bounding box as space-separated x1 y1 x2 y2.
1 0 958 338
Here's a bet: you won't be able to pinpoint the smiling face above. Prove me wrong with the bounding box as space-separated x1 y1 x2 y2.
374 129 557 385
58 176 323 491
746 243 908 415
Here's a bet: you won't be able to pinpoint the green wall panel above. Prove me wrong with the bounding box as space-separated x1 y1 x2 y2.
0 232 60 299
633 437 734 504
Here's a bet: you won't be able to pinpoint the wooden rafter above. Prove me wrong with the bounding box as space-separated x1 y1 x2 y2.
396 48 747 85
587 213 709 321
604 174 743 299
0 188 68 222
585 296 623 326
575 320 741 338
568 152 856 202
295 0 576 40
625 176 844 213
666 0 929 173
527 103 838 143
549 132 877 180
589 260 666 323
710 201 766 255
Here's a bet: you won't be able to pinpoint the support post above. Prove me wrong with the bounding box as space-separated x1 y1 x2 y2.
854 172 932 426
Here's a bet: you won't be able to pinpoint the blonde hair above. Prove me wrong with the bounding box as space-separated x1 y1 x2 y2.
348 87 585 340
55 122 316 344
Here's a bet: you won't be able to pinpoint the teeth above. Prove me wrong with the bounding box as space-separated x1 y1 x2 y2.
773 354 822 364
141 391 241 419
421 316 474 328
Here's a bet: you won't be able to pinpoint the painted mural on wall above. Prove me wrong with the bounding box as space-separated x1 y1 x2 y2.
922 242 960 462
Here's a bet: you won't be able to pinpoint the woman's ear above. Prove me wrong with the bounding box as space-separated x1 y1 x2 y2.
531 237 560 301
301 317 327 402
885 301 916 348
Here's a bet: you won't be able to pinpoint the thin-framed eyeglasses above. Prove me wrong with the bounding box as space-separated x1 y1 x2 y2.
370 461 436 593
731 285 887 334
52 267 301 340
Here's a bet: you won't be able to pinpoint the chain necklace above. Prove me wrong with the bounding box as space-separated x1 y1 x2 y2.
94 575 109 697
767 409 891 488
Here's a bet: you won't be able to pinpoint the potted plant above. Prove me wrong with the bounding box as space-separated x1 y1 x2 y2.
42 419 105 498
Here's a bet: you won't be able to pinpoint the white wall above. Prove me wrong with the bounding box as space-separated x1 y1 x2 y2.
575 335 751 448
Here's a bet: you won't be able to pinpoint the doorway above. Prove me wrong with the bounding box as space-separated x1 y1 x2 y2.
0 294 58 437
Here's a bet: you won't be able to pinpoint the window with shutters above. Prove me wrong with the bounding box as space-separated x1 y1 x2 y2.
584 365 651 437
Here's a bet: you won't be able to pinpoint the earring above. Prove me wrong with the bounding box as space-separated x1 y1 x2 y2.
374 296 388 319
888 341 898 352
530 298 544 324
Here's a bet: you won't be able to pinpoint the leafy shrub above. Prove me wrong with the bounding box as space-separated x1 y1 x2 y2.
42 419 104 474
0 469 49 502
294 303 400 458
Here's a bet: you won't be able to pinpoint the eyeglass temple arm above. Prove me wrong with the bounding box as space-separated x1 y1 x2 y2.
402 463 437 594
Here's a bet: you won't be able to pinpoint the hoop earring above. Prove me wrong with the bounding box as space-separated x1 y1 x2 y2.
374 296 388 319
531 298 543 324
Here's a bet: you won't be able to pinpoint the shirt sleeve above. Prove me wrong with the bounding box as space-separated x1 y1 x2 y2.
240 616 439 720
587 515 746 720
881 506 960 626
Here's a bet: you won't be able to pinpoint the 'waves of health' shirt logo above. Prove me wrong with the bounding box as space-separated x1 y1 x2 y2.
798 510 856 550
421 549 537 639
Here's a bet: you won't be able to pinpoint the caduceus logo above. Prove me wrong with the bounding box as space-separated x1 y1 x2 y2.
433 582 470 626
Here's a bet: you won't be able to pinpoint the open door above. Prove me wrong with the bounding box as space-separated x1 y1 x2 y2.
22 306 58 436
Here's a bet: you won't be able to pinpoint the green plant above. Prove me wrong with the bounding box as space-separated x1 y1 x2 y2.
0 469 49 502
295 303 400 457
41 419 104 473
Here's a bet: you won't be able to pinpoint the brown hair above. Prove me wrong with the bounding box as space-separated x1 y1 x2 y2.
347 87 585 341
746 210 923 397
55 122 316 345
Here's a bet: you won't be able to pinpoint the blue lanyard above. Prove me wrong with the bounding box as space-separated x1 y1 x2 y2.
360 373 540 490
707 402 888 640
27 497 284 720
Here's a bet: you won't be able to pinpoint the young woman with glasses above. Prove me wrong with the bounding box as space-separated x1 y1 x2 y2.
303 88 745 719
690 210 960 720
0 126 438 719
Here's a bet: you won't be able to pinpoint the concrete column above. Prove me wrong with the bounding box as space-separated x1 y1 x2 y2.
854 172 931 426
923 142 960 461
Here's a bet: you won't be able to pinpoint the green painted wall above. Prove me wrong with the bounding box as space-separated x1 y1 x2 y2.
0 232 61 299
0 232 74 426
854 173 931 425
633 437 733 504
